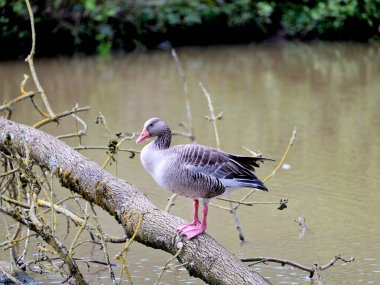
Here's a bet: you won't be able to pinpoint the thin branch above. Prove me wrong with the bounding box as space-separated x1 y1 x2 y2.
32 106 90 129
1 214 15 274
199 82 247 241
209 203 231 211
0 194 30 209
154 247 183 285
320 255 355 271
73 145 139 157
24 0 55 118
229 200 245 243
90 204 116 285
171 49 195 142
95 112 112 139
164 194 178 212
56 113 88 140
241 254 355 278
217 197 279 206
263 127 297 183
30 96 48 117
0 169 19 178
68 203 89 262
0 193 126 244
101 136 134 169
238 127 297 206
0 75 39 119
0 233 36 249
0 92 36 113
199 82 221 149
115 212 143 285
17 227 31 266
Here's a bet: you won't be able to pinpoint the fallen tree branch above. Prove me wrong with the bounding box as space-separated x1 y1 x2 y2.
0 117 271 285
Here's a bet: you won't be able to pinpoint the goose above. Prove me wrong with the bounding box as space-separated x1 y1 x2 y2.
136 117 272 239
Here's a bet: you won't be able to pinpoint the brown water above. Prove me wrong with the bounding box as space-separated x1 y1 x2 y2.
1 42 380 284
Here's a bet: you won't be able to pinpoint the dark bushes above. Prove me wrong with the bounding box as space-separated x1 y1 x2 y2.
1 0 379 59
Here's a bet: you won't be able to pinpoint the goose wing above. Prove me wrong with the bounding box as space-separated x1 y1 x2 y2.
173 144 270 191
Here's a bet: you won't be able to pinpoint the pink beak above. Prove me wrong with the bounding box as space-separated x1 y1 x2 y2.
136 129 150 144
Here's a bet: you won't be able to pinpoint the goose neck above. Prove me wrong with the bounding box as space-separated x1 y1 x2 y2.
154 129 171 149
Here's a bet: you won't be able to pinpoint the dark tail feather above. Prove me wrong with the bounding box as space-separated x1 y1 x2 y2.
235 178 268 191
229 154 275 168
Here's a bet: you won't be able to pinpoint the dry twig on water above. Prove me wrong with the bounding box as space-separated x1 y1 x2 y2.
242 254 355 278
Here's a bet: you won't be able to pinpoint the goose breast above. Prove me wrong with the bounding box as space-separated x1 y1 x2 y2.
142 144 226 199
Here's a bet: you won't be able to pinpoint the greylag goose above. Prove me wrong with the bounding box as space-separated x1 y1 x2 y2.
136 117 272 239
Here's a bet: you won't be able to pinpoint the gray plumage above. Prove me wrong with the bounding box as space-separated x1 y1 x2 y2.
138 118 271 200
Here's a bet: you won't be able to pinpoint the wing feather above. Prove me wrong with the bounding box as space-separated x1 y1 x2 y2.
172 144 272 191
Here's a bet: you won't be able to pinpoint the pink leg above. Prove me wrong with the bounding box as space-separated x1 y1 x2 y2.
177 199 200 232
179 201 208 239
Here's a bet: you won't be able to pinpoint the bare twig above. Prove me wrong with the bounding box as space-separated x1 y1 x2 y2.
171 49 195 142
164 194 178 212
0 92 36 113
74 146 139 157
199 82 246 241
238 127 297 207
16 227 31 267
56 113 88 140
101 136 135 169
217 197 280 206
229 200 245 243
32 106 90 129
24 0 55 118
263 127 297 182
0 169 19 178
241 254 354 278
199 82 221 149
0 193 126 245
115 212 143 285
209 203 231 211
0 75 39 119
154 247 183 285
90 204 116 285
68 203 89 262
1 215 15 274
0 233 36 249
95 112 112 138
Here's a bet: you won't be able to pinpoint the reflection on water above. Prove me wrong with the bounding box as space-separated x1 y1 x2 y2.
1 42 380 284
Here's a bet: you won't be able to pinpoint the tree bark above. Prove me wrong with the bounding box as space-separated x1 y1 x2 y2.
0 117 271 285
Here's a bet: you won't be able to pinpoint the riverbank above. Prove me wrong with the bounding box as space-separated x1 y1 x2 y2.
1 0 379 59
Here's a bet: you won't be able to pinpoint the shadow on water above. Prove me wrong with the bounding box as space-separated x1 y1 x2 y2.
1 41 380 284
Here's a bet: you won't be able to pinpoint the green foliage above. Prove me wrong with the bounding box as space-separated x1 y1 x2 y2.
279 0 380 38
0 0 26 38
0 0 379 58
129 0 273 31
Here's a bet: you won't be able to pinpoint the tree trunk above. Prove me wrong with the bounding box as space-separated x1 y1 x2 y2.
0 117 271 285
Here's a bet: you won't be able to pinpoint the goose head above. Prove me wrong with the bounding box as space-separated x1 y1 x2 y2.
136 118 170 144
